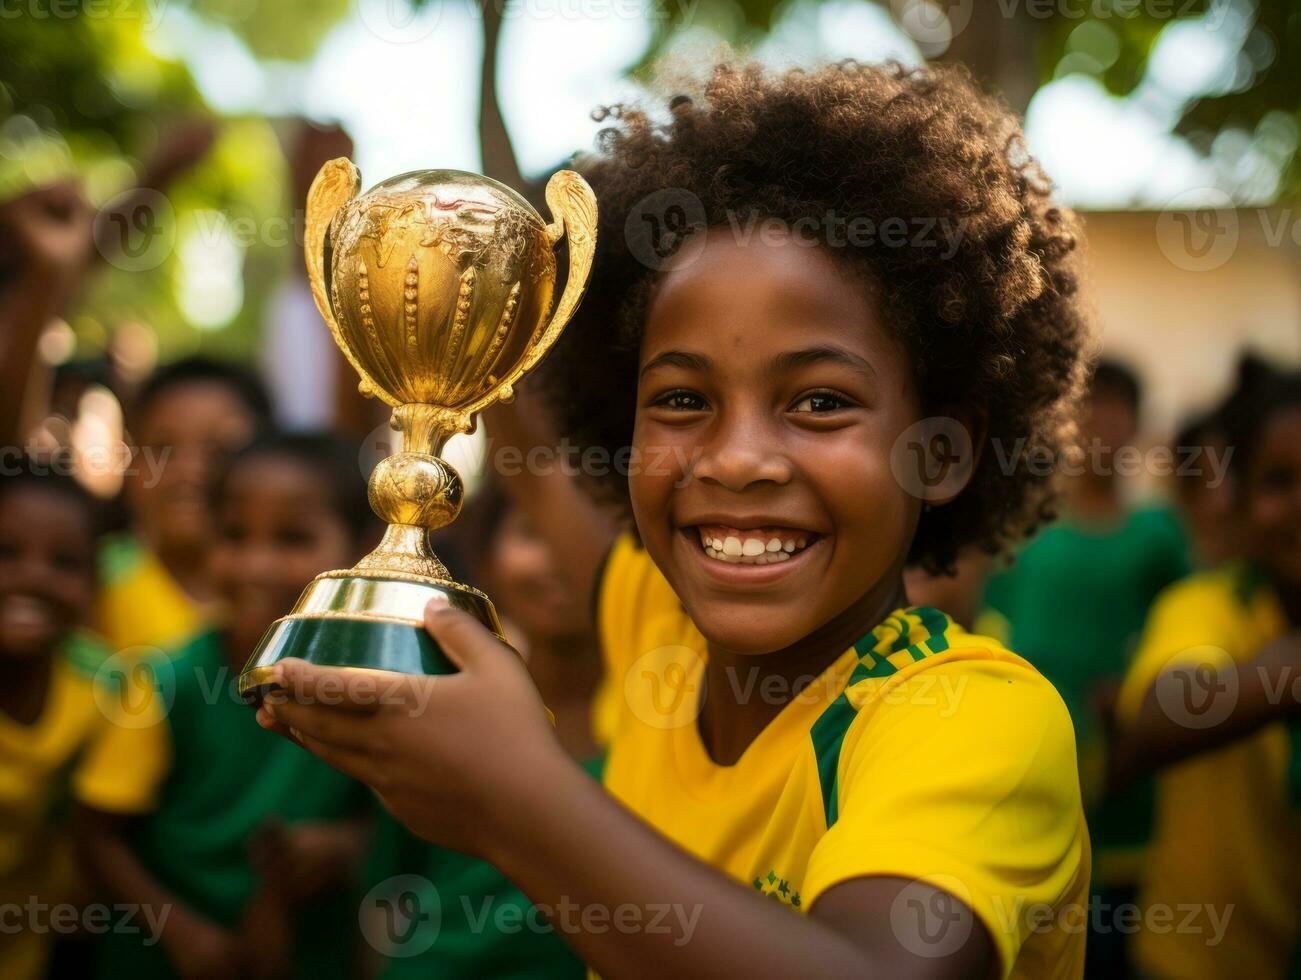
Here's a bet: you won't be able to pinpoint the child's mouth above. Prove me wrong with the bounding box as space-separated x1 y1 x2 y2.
692 524 817 565
0 594 59 637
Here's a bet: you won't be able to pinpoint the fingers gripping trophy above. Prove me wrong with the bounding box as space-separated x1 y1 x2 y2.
238 162 597 704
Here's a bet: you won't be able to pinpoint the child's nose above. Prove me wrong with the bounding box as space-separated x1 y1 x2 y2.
692 429 793 492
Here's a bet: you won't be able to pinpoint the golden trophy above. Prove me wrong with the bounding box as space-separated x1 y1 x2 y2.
238 161 597 704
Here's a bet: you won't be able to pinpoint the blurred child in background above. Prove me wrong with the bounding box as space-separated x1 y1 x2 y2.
1169 354 1275 571
364 479 602 978
980 359 1190 978
1111 369 1301 980
1170 408 1237 569
0 462 167 980
81 432 377 980
95 356 271 654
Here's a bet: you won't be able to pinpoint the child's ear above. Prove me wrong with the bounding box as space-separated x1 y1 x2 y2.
891 403 988 509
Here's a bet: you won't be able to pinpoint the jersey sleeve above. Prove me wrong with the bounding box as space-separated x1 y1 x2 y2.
802 657 1088 976
72 656 173 814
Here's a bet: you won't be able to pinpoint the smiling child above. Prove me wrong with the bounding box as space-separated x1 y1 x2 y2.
83 433 377 980
261 61 1094 979
0 462 167 980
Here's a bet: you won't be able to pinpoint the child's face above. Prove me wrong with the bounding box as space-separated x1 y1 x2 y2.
1080 387 1137 476
1241 405 1301 588
630 234 922 655
130 382 259 552
485 506 588 643
0 488 95 660
209 457 354 651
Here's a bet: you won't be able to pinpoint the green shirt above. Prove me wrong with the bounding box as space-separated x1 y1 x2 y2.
95 631 371 980
982 505 1190 876
363 757 603 979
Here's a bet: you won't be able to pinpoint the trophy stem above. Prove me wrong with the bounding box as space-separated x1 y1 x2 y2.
354 524 453 581
393 403 471 456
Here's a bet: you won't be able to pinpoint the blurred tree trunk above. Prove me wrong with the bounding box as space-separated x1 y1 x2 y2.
478 0 525 191
936 3 1041 114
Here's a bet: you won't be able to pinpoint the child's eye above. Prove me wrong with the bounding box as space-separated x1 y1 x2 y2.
790 390 852 414
219 525 248 544
276 528 318 548
651 389 708 412
52 550 84 573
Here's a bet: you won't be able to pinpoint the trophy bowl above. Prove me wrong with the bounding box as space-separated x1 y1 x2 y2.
238 161 597 704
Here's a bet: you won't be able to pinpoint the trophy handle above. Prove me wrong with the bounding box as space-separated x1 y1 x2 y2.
304 158 398 407
464 169 597 414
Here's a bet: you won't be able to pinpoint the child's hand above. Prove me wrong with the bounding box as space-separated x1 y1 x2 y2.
258 603 568 858
0 181 93 295
252 818 368 902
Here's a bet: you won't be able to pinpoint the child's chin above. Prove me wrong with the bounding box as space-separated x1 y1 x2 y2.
694 609 810 657
0 631 59 661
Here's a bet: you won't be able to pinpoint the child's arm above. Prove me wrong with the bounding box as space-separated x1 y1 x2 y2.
252 815 372 902
1108 631 1301 790
75 808 249 980
258 606 998 979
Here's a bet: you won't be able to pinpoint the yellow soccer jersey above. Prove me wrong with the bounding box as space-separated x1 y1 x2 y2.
95 533 206 654
598 536 1090 979
1117 566 1301 980
0 632 169 980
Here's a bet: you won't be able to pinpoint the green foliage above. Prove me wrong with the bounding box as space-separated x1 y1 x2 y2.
1032 0 1301 198
0 1 293 360
191 0 353 61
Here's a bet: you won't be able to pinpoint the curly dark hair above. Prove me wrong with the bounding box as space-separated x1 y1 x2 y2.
540 60 1093 573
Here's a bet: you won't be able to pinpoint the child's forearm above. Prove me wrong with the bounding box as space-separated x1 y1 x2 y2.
75 808 227 965
1108 634 1301 790
486 757 987 979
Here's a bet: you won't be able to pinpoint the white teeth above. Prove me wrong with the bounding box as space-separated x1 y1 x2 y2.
694 527 816 565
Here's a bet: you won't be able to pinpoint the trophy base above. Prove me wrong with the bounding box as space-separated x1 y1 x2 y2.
238 570 503 706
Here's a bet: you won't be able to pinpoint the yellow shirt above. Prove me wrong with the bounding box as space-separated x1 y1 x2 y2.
0 633 169 980
95 533 206 654
1117 566 1301 980
598 537 1090 979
